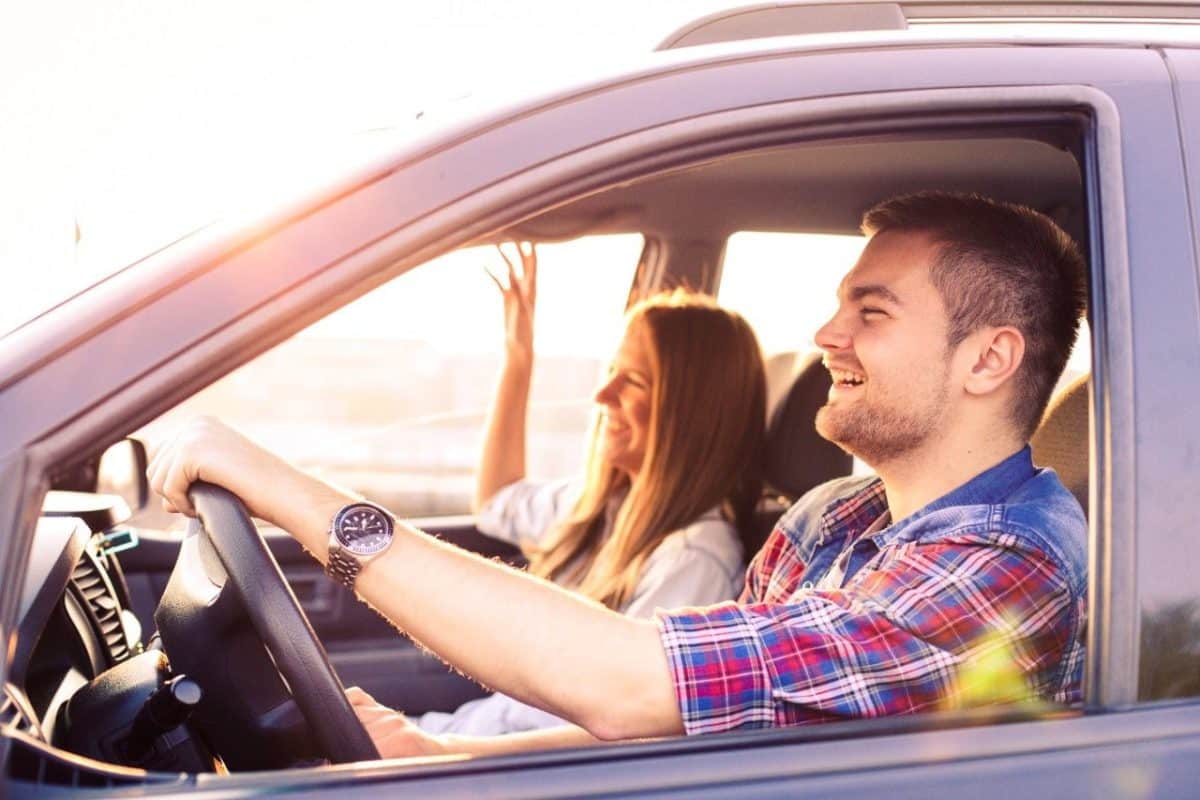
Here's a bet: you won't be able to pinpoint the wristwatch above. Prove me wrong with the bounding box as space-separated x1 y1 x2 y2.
325 501 396 589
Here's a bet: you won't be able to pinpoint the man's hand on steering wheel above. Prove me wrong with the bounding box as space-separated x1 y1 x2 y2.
346 687 447 758
149 416 288 521
148 416 351 550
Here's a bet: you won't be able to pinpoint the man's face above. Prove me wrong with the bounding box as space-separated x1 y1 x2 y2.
814 230 957 465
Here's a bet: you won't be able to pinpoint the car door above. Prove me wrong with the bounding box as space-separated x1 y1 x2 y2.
5 32 1200 796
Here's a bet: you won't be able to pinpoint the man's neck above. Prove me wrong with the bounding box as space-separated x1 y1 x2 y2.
873 430 1026 523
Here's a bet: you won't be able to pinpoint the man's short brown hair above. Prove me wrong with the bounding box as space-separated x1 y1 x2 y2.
862 192 1087 439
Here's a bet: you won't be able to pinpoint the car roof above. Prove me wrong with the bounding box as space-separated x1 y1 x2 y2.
658 0 1200 50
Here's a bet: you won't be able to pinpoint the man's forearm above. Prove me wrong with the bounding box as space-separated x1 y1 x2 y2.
287 476 683 741
364 525 682 739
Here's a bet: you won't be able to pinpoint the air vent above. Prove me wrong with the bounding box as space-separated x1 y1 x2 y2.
70 549 131 665
0 685 41 741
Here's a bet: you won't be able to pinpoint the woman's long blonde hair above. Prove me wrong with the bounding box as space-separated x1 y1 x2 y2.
527 290 766 610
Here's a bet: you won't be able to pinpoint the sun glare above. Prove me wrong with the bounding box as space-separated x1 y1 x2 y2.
3 0 734 337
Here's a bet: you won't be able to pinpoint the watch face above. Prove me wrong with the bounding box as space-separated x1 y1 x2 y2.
334 503 394 556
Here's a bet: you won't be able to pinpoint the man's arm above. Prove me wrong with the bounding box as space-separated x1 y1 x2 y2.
355 519 682 739
149 417 684 741
658 537 1079 734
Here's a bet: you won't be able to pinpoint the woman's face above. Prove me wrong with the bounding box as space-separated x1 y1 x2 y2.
594 324 655 477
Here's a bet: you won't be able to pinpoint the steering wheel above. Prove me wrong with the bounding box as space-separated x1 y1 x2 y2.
167 481 379 766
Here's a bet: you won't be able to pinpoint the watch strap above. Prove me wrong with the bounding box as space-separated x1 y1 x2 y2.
325 544 362 589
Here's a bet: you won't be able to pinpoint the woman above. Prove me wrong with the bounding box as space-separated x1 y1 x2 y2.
418 242 767 735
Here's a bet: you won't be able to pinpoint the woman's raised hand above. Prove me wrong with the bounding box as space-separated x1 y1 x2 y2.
475 242 537 510
487 241 537 366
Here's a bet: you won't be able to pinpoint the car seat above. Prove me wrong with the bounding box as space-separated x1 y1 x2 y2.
1030 371 1090 516
748 351 855 550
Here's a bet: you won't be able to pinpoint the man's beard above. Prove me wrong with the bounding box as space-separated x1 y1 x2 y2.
815 374 949 466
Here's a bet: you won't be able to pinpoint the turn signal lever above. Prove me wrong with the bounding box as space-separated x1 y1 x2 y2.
122 674 203 763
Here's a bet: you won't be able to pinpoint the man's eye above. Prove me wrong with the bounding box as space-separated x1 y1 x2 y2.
860 307 887 319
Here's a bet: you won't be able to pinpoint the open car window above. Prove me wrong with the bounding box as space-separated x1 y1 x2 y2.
133 234 642 523
717 231 867 357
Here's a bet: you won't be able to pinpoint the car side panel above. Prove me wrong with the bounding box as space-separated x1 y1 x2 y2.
1131 47 1200 705
173 704 1200 798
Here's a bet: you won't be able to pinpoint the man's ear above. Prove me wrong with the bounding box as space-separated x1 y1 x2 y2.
962 326 1025 397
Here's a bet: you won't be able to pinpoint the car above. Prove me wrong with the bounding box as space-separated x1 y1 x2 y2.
4 1 1200 796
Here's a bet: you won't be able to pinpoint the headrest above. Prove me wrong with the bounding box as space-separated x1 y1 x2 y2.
763 351 854 499
1031 372 1090 515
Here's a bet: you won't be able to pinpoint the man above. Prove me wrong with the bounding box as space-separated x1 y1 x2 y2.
149 191 1088 756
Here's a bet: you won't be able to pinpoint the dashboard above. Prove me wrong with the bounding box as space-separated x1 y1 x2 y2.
4 494 218 786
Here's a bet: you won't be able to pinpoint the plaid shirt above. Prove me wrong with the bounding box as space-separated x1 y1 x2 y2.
656 447 1088 734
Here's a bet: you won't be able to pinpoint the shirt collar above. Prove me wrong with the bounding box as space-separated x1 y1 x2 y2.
877 445 1036 545
816 446 1036 548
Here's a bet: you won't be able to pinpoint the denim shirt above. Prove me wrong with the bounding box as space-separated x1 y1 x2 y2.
779 447 1087 604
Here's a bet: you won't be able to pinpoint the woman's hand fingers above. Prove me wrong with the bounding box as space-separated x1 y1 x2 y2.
496 241 536 304
490 241 537 361
494 243 521 295
484 263 507 293
517 241 537 306
495 241 516 276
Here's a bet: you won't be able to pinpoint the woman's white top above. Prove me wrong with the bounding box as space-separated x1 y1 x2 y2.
417 477 745 736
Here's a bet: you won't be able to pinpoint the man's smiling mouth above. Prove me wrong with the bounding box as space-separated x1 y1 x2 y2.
829 367 866 387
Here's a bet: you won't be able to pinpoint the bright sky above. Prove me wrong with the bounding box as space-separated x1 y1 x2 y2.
0 0 737 334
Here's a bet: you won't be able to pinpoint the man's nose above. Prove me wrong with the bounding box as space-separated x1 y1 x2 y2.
814 312 852 353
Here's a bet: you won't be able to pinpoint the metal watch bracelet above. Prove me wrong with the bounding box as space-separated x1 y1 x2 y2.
325 545 362 589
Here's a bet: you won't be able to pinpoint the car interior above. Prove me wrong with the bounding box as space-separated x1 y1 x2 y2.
3 119 1096 785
